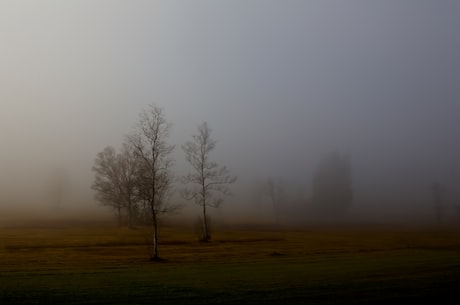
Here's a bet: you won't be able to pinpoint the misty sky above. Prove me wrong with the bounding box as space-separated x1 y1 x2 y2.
1 1 459 218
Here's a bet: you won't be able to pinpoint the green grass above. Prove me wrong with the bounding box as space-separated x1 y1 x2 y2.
1 223 460 304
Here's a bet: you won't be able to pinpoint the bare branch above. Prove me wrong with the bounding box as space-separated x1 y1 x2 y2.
127 104 176 259
182 122 236 241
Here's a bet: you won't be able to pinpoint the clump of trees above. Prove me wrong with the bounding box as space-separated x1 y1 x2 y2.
92 105 358 259
92 105 177 260
311 151 352 217
92 145 134 227
92 105 235 258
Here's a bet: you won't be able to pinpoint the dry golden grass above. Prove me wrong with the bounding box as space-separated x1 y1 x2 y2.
1 220 460 304
1 220 459 270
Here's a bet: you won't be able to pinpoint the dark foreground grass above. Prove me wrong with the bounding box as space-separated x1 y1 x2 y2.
1 224 460 304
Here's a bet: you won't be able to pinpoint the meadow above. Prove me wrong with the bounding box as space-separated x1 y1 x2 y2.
1 220 460 304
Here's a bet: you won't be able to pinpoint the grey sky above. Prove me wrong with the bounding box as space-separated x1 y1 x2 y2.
1 1 459 218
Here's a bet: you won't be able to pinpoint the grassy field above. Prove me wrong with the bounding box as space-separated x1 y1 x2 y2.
1 221 460 304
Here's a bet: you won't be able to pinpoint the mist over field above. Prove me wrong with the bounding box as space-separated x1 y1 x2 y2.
1 1 460 225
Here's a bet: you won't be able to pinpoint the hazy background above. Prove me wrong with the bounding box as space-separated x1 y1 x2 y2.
1 1 459 223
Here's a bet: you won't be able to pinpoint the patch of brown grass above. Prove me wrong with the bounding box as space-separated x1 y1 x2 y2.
1 222 459 272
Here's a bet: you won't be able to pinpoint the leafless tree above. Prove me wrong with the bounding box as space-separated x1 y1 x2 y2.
117 142 140 228
92 144 139 227
48 168 70 210
92 146 125 226
265 177 285 225
182 122 236 241
311 151 352 216
127 104 175 260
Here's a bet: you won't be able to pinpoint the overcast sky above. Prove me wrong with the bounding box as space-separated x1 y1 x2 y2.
1 1 459 218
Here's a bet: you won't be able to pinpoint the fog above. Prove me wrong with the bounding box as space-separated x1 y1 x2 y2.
1 1 459 224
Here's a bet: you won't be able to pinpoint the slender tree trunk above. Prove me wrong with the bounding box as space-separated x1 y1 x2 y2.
152 211 159 260
202 203 209 242
117 206 122 227
143 201 147 224
150 186 159 260
127 201 132 228
201 178 210 241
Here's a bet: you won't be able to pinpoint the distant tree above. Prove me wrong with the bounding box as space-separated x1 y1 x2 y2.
127 104 175 260
117 142 140 228
264 177 285 225
311 151 352 216
48 168 70 210
432 182 443 224
182 122 236 241
92 146 125 226
92 144 139 227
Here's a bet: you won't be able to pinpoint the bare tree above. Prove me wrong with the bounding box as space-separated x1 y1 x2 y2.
182 122 236 241
118 142 140 228
127 104 174 260
92 146 125 226
311 151 352 217
265 177 285 225
92 144 139 227
48 168 70 210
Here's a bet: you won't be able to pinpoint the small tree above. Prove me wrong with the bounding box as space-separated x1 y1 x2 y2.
265 177 285 225
92 144 139 227
48 168 70 210
92 146 125 226
117 142 140 228
127 104 175 260
311 151 352 217
182 122 236 241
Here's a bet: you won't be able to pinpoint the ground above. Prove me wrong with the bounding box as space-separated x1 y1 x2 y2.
1 220 459 304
